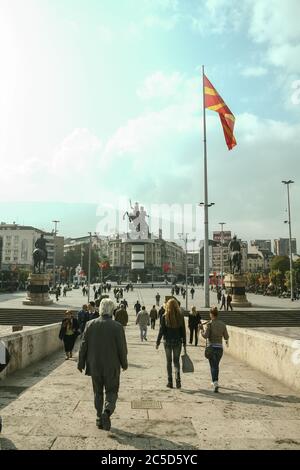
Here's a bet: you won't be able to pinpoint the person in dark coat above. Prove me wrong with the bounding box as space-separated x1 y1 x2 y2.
158 305 165 324
59 310 79 359
156 298 186 389
114 305 128 329
88 301 99 320
188 306 201 346
77 304 89 335
78 299 128 431
149 305 158 329
134 300 141 316
220 293 226 310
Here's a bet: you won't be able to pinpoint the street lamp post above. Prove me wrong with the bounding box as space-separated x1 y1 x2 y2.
219 222 226 291
199 202 215 307
282 180 295 301
52 220 60 286
87 232 92 303
179 233 195 311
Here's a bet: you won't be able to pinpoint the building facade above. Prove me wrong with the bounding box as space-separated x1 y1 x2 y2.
274 238 297 257
107 234 186 281
0 223 64 274
251 240 272 252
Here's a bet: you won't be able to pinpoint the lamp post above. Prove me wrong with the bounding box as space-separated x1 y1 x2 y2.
179 233 195 311
199 202 215 307
219 222 226 291
282 180 294 301
52 220 60 286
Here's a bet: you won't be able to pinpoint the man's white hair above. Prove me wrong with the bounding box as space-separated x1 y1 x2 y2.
100 298 115 317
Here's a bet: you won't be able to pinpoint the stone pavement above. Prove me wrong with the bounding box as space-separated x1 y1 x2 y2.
1 308 300 450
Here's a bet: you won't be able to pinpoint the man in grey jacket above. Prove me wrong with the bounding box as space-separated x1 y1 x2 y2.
136 306 150 341
78 298 128 431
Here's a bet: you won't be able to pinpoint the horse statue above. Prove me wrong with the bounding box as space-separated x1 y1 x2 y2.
228 235 242 275
33 248 47 273
229 251 242 275
32 234 48 274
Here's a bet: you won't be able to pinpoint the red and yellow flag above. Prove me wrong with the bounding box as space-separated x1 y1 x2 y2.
204 74 236 150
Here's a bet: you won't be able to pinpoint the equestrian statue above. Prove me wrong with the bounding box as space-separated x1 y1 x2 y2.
228 235 242 275
32 234 48 273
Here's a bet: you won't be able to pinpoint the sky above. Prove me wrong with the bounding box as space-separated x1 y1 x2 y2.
0 0 299 250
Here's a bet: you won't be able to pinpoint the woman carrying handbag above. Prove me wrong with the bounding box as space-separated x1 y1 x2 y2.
199 306 229 393
156 298 186 389
59 310 80 360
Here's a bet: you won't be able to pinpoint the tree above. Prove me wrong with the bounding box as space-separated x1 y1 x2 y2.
270 256 290 273
284 270 296 290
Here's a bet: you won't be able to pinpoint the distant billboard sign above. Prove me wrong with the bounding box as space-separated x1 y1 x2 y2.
213 231 231 242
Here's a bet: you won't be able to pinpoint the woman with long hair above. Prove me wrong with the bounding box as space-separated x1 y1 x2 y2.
156 298 186 389
199 306 229 393
59 310 79 360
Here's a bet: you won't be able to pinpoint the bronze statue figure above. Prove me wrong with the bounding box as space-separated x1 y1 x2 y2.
228 235 242 275
33 234 48 273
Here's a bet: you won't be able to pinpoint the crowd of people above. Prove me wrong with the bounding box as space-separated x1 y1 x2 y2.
57 285 229 433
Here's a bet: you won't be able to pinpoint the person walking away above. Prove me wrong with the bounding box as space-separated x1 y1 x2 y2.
134 300 141 316
149 305 158 329
59 310 79 359
115 304 128 329
182 289 186 300
63 286 67 297
155 293 161 307
190 287 195 300
188 306 201 346
158 305 165 324
78 304 89 336
156 298 186 389
88 301 99 320
55 286 60 302
78 299 128 431
220 293 226 311
199 306 229 393
136 306 150 341
217 289 222 305
226 293 233 311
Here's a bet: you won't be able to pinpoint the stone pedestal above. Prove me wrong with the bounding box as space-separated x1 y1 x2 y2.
224 274 252 307
23 273 53 306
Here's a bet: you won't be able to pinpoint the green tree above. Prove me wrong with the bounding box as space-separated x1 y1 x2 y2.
284 270 296 290
270 256 290 273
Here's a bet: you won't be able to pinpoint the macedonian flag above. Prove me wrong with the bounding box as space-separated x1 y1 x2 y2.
204 74 236 150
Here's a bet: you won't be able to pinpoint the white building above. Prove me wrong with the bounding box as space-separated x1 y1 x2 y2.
0 223 60 273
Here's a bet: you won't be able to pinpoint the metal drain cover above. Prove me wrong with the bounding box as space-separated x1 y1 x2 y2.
131 400 162 409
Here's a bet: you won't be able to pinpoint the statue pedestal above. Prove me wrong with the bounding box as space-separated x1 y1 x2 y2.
23 273 53 306
224 274 252 308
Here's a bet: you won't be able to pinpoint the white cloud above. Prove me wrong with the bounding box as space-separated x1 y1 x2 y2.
137 71 184 100
52 128 102 174
249 0 300 73
241 66 268 77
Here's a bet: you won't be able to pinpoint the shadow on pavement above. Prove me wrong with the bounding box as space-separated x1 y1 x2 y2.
0 349 68 412
0 436 18 450
109 428 198 450
183 387 300 407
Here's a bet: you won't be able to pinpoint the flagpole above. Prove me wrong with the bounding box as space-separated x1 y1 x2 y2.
202 65 210 308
